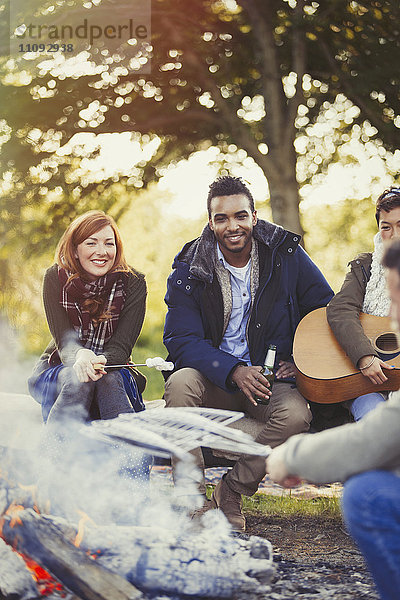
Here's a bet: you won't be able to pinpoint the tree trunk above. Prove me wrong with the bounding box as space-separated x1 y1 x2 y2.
268 175 304 237
257 152 304 239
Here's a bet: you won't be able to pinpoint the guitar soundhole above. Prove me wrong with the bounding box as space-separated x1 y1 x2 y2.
374 332 400 353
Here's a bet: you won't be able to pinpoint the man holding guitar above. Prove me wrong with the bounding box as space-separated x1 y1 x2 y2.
266 238 400 600
326 187 400 420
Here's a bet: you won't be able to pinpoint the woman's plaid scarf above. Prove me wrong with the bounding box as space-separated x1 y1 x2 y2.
58 267 127 353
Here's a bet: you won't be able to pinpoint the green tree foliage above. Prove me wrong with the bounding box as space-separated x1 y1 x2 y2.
304 195 377 292
1 0 400 254
2 0 400 397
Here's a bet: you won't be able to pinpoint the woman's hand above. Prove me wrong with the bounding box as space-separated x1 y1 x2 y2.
275 360 296 379
73 349 107 382
358 354 393 385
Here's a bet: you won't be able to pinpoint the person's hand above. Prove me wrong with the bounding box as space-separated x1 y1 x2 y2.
266 446 302 488
358 355 393 385
275 360 296 380
231 365 272 406
73 349 107 382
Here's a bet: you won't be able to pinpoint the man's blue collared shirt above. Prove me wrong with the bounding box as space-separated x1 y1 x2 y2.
217 246 251 363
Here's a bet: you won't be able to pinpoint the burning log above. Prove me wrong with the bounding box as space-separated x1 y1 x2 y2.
44 511 275 598
83 516 275 598
1 506 275 600
1 509 144 600
0 538 39 600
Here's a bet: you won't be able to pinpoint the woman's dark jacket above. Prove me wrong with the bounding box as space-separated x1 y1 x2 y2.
326 253 374 368
29 264 147 394
163 220 334 391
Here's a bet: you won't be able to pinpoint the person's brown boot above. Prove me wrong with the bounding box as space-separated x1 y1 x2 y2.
210 477 245 532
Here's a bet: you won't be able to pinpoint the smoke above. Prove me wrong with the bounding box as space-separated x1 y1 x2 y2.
0 319 199 529
1 392 204 531
0 320 276 597
1 391 277 597
0 318 35 394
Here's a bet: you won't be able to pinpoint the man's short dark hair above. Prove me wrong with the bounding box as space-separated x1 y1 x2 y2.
207 176 255 217
375 187 400 225
383 239 400 277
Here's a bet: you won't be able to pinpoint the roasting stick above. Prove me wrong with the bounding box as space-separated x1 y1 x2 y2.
97 363 145 368
93 356 174 372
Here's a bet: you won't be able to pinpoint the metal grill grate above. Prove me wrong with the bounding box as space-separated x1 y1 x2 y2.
83 407 271 461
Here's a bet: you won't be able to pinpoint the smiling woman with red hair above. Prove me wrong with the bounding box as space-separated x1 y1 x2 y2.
28 210 147 427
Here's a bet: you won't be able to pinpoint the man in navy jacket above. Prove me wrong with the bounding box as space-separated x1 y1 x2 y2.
163 176 333 531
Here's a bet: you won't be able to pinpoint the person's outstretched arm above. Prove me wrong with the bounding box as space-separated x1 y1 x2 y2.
267 390 400 485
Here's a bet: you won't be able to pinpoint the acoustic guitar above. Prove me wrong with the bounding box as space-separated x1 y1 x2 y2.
293 307 400 404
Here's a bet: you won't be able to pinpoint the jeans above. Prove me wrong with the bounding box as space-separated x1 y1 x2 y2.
47 367 134 424
349 393 386 421
342 471 400 600
44 368 150 489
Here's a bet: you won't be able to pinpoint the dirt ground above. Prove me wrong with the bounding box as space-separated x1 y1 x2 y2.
245 512 364 566
242 512 380 599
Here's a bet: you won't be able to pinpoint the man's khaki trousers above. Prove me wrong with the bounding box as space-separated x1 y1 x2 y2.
164 368 312 496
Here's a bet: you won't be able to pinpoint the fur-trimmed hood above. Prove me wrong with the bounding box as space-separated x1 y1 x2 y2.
173 219 299 283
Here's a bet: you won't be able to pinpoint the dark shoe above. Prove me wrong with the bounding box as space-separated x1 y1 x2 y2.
210 477 245 532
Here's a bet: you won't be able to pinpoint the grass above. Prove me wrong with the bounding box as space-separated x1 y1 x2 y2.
206 485 342 519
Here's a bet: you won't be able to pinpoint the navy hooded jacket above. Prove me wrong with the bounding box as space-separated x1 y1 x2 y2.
163 220 333 391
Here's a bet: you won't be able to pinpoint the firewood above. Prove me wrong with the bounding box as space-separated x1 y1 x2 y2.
67 512 275 598
1 509 144 600
0 538 39 600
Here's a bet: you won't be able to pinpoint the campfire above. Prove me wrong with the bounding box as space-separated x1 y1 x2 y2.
0 409 275 600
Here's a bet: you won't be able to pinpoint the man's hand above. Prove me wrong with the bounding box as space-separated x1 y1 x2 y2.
266 445 302 488
358 354 393 385
73 349 107 383
231 365 272 406
275 360 296 380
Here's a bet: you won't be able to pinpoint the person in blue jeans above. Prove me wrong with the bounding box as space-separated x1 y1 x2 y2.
342 471 400 600
266 239 400 600
327 187 400 421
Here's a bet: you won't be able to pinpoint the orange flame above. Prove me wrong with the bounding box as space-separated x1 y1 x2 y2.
74 509 96 548
20 553 65 597
4 501 25 528
0 501 22 546
0 477 67 597
0 507 65 596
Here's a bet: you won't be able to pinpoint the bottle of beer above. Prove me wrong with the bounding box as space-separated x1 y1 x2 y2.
254 344 277 405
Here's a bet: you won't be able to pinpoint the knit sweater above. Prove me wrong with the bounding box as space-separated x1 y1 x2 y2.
39 264 147 369
281 388 400 483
